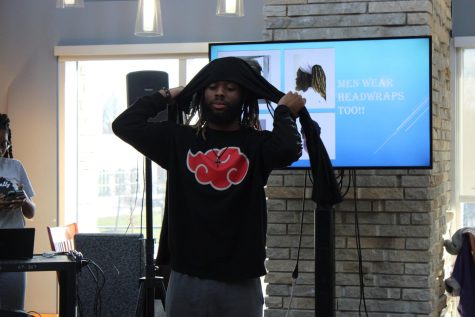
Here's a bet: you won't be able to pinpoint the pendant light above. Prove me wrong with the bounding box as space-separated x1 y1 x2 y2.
216 0 244 17
134 0 164 37
56 0 85 8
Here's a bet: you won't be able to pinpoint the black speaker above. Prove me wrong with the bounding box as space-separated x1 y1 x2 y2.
74 233 145 317
126 71 169 106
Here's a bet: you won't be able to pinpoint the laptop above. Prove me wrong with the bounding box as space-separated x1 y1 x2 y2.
0 228 35 260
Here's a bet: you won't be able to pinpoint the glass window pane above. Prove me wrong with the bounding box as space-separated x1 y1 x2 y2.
462 203 475 227
186 58 208 82
460 50 475 196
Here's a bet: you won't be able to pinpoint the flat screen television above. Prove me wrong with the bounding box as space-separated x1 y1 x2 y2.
209 36 432 169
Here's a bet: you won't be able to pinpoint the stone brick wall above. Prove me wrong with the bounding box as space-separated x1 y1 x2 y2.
263 0 452 316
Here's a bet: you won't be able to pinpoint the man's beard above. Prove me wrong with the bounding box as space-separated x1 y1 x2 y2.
202 101 242 126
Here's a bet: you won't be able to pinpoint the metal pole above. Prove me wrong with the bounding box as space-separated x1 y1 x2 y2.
144 158 155 317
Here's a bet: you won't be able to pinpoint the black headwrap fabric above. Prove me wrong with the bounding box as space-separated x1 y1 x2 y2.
299 107 343 206
176 56 285 110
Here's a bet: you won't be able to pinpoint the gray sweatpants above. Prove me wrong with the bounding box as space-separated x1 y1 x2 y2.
165 270 264 317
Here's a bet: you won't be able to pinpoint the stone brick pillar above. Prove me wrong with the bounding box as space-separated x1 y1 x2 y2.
263 0 452 316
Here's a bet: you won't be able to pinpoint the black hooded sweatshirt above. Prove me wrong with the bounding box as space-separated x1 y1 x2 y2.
112 91 302 281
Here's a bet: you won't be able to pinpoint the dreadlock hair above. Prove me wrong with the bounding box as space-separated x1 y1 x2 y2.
185 87 269 139
0 113 13 158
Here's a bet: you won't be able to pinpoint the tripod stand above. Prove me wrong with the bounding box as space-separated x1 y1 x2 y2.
134 158 167 317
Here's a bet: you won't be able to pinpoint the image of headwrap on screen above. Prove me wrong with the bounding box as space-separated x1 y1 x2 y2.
176 56 285 112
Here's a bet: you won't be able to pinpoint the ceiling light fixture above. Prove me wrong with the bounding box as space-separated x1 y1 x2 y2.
216 0 244 17
134 0 163 37
56 0 85 8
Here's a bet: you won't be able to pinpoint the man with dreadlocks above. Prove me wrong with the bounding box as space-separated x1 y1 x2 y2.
0 113 36 312
112 57 305 317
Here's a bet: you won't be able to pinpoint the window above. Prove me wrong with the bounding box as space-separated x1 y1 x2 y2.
98 169 110 196
446 43 475 316
454 39 475 228
462 203 475 226
57 44 208 236
458 48 475 227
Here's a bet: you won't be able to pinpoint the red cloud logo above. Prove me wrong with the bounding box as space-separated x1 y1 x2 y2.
187 147 249 190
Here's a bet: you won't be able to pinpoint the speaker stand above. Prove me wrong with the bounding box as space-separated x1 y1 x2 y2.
134 158 167 317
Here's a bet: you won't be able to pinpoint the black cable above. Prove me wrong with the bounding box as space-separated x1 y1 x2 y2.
340 169 352 198
286 170 308 317
351 169 368 317
140 158 146 237
27 311 42 317
336 169 345 191
340 170 346 192
91 260 106 317
89 263 101 317
77 259 106 317
307 169 314 185
293 169 308 279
